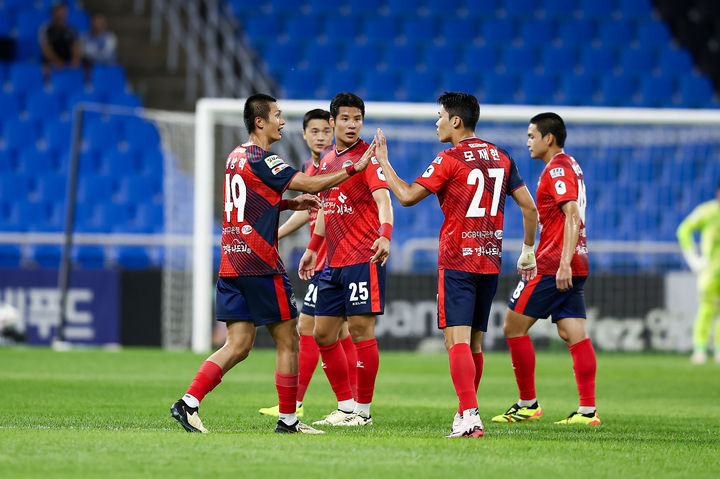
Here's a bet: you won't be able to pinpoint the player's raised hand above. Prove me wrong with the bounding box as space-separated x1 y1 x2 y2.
287 193 321 211
556 263 573 292
516 243 537 282
370 236 390 266
298 249 318 281
352 138 377 173
374 128 389 165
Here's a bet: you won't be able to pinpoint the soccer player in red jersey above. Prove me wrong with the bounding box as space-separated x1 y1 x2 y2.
491 112 600 426
298 92 393 427
258 109 358 418
170 94 375 434
371 92 539 438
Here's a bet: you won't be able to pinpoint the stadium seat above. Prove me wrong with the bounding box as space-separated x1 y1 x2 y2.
2 118 40 153
439 17 478 45
101 149 140 176
285 15 321 41
520 73 557 104
422 44 458 71
616 0 655 19
260 41 299 74
282 69 320 98
363 17 398 44
15 10 46 38
383 44 420 71
501 46 537 74
579 0 613 18
597 20 635 47
325 17 357 41
348 0 382 14
439 71 479 97
68 9 90 32
325 70 359 97
540 46 578 73
16 148 57 175
77 174 115 203
658 48 694 74
461 45 497 73
106 91 142 108
519 20 556 47
124 119 161 150
310 0 344 14
401 71 438 102
50 68 85 92
138 148 163 177
0 245 21 267
29 244 63 268
133 203 163 233
82 120 121 152
362 70 398 101
479 18 515 46
35 174 67 202
304 42 341 69
401 17 437 44
541 0 576 18
44 120 73 155
639 76 675 107
7 62 44 94
425 0 463 14
481 73 518 104
557 18 594 46
73 245 105 269
344 43 380 71
503 0 538 17
636 20 672 47
580 47 617 75
244 14 277 39
91 65 127 95
0 92 21 119
115 246 152 269
26 90 64 120
619 47 656 76
66 90 101 111
117 175 162 203
0 150 11 172
677 75 715 108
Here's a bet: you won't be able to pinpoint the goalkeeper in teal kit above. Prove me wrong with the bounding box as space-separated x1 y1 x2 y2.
677 180 720 364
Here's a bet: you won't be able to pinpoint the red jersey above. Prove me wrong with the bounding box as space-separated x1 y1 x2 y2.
219 142 299 277
302 157 327 271
319 139 388 267
414 138 525 274
535 153 589 276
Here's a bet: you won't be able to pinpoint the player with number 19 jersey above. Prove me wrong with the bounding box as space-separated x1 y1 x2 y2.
414 138 525 274
319 139 388 267
219 142 299 277
535 153 589 275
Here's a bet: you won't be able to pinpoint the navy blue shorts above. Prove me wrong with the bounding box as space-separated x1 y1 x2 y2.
300 271 322 317
315 262 386 317
438 269 498 331
216 274 298 326
508 275 587 322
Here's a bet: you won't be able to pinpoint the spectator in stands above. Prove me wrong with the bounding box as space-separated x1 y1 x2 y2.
39 2 81 69
81 13 117 67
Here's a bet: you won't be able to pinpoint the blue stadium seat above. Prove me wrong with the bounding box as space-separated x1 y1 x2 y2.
117 175 162 203
310 0 345 14
16 11 45 38
0 92 21 118
282 69 320 98
35 174 67 202
26 90 63 120
425 0 463 13
461 45 497 73
0 245 21 267
106 91 141 108
133 203 164 233
29 244 63 268
50 68 85 92
348 0 381 14
579 0 613 18
0 13 11 36
82 120 120 152
16 148 58 175
658 48 694 73
639 76 674 107
439 18 478 45
7 62 44 94
580 47 617 75
91 65 127 95
325 17 357 40
261 41 300 74
101 149 140 176
503 0 538 17
541 46 578 72
68 9 90 32
285 15 321 41
636 20 672 47
362 70 398 101
304 42 340 69
44 120 73 155
401 71 439 102
479 18 515 46
244 14 277 39
616 0 654 19
2 118 40 153
386 0 418 12
65 90 101 111
383 44 420 71
619 47 656 76
0 175 31 204
124 119 160 150
557 18 594 46
73 245 105 268
344 43 380 70
363 17 398 44
558 74 598 105
423 44 458 70
520 73 557 104
518 20 556 46
678 75 715 108
325 70 359 97
439 71 479 97
541 0 576 18
0 150 11 172
401 17 437 43
139 148 163 177
115 246 151 269
597 20 635 47
502 46 537 74
77 174 115 203
482 73 518 103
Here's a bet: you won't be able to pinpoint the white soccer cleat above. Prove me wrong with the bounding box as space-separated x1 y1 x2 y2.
444 412 465 438
311 409 355 426
691 351 708 365
446 410 484 438
338 411 372 426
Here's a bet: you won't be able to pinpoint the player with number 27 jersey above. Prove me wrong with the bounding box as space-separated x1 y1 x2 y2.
414 138 525 274
219 142 298 277
535 153 589 275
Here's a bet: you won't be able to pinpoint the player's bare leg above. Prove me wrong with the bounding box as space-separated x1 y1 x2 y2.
171 321 256 433
443 325 483 437
492 310 543 423
312 314 356 425
554 317 600 425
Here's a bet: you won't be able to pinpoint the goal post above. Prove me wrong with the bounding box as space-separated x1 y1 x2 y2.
191 99 720 353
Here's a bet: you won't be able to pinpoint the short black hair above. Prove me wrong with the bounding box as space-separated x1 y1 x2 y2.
329 92 365 119
530 112 567 148
303 109 331 130
437 92 479 131
244 93 276 134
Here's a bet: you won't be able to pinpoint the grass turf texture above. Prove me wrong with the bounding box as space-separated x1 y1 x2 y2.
1 348 719 478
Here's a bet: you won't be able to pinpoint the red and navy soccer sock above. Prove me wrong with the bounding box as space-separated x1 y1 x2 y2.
448 343 477 415
318 340 355 411
569 338 597 412
297 335 320 406
507 335 537 405
340 335 359 400
275 372 299 425
183 360 223 408
354 338 379 416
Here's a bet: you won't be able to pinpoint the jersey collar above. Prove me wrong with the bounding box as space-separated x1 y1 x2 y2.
334 138 361 156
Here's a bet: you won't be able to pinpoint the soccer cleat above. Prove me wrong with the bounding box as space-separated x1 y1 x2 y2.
491 402 543 423
554 411 602 425
444 413 466 438
274 420 325 434
258 404 304 418
446 410 484 438
338 411 373 426
311 409 355 426
170 399 208 433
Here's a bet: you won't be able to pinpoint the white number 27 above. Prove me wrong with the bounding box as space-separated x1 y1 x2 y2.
466 168 505 218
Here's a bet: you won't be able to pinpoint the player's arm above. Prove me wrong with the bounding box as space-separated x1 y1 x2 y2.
511 186 538 281
287 140 376 194
677 205 707 272
298 207 326 280
373 128 431 206
557 200 582 292
370 188 393 266
278 209 310 239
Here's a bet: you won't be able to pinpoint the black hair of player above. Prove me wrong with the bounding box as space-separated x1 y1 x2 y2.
530 112 567 148
244 93 277 134
437 92 479 132
303 109 331 130
329 92 365 119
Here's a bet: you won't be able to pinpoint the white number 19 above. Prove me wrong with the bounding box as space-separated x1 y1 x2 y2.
225 173 247 222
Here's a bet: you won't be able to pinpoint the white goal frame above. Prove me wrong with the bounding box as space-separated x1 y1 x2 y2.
192 99 720 353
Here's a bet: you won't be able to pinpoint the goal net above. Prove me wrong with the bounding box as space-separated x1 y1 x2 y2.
160 100 720 353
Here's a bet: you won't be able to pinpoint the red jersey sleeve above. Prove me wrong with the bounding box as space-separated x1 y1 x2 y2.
363 156 389 192
546 161 579 207
414 154 452 193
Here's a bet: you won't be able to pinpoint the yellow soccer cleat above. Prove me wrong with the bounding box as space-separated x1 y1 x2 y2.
491 402 543 423
258 405 304 418
554 411 601 425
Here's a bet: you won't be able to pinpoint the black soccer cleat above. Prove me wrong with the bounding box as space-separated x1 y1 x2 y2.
170 399 208 433
274 419 325 434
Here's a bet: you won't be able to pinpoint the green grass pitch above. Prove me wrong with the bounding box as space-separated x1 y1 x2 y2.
1 346 719 478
